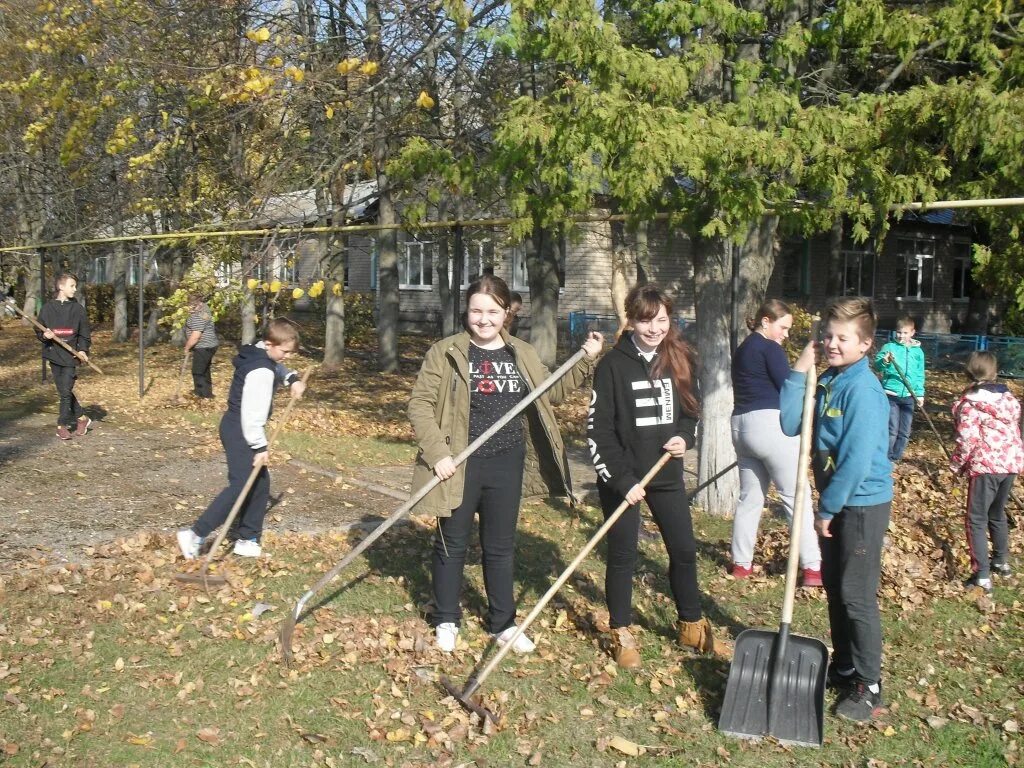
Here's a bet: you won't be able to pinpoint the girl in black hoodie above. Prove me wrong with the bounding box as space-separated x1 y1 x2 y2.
588 284 728 668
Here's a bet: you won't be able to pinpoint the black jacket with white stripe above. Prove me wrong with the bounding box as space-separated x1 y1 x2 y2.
587 334 698 496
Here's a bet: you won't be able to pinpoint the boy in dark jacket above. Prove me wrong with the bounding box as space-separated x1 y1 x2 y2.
177 319 305 560
35 273 92 440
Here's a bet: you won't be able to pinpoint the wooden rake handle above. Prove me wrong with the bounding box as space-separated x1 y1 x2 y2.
459 452 673 700
780 362 816 627
280 347 592 662
195 365 314 574
5 296 104 375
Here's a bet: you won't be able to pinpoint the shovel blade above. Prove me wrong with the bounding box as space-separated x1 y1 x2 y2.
718 628 827 747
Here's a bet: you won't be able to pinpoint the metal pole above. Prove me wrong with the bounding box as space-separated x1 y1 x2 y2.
40 251 46 383
138 244 145 399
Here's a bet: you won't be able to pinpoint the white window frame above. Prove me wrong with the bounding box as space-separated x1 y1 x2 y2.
840 249 874 297
90 255 109 284
455 239 492 288
510 243 530 291
400 240 435 290
952 246 972 303
898 238 935 301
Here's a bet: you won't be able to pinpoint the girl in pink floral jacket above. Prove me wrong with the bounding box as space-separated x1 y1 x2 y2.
950 351 1023 592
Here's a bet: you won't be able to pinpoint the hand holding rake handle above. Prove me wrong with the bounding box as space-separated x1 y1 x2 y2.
279 347 591 665
175 366 314 590
4 296 104 375
442 452 673 722
887 354 1021 521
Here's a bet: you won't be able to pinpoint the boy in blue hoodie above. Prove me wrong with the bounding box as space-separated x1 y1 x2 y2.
781 297 893 723
177 319 305 560
874 315 926 461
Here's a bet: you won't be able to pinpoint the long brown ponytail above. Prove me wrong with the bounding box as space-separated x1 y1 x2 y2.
624 284 700 417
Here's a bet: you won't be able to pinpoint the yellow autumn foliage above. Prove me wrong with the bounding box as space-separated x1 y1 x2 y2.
360 61 379 76
292 287 305 299
245 27 271 43
336 58 361 75
416 90 435 109
247 278 259 290
269 280 282 293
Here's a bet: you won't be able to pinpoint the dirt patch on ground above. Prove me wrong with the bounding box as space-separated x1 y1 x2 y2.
0 408 407 569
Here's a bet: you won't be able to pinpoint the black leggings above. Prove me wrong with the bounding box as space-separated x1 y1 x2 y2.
599 482 702 628
432 446 525 633
193 416 270 542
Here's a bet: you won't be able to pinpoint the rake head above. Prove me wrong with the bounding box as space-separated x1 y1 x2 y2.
439 675 498 724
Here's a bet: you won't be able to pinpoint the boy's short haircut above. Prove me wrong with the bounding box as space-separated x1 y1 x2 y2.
55 273 78 291
265 318 300 347
964 350 999 383
823 296 877 341
896 315 916 330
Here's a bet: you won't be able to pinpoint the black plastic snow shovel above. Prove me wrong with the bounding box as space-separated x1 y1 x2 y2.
719 362 827 747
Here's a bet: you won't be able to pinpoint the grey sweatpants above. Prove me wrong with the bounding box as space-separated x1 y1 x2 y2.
730 409 821 569
965 473 1015 579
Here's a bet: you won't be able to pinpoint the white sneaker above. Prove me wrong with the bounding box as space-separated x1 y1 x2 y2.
493 625 536 654
233 539 262 558
176 529 203 560
435 622 459 653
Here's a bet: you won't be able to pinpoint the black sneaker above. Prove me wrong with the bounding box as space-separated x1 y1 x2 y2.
835 682 884 722
964 573 993 594
992 563 1012 578
826 662 856 691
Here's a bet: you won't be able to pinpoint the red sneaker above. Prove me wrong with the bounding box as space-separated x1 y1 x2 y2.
801 568 824 588
730 563 753 580
56 425 73 440
75 416 92 436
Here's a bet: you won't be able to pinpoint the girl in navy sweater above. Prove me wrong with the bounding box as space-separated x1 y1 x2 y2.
729 299 822 585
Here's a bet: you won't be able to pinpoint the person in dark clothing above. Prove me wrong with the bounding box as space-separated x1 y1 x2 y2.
184 294 219 398
35 273 92 440
177 319 305 560
588 283 729 669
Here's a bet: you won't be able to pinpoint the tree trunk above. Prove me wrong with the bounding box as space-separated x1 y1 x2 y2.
692 234 739 516
240 242 256 344
826 216 844 299
112 242 129 342
526 217 561 367
15 165 42 317
736 216 779 343
376 179 400 371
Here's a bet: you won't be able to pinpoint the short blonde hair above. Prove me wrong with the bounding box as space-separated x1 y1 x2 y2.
822 297 877 341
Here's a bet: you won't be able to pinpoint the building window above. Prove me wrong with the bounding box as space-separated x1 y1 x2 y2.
952 246 973 302
457 239 494 288
509 239 566 292
840 249 874 297
779 240 809 299
400 240 435 289
898 238 935 301
511 244 529 291
89 256 108 284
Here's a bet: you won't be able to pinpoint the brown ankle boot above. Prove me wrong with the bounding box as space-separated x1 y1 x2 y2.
677 617 731 659
608 627 642 669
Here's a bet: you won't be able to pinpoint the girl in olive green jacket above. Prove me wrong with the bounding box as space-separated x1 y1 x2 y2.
409 275 602 653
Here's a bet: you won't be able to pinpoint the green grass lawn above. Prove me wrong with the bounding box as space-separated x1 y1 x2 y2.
2 503 1020 767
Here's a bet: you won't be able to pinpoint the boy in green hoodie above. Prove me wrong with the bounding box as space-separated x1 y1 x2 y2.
874 315 925 461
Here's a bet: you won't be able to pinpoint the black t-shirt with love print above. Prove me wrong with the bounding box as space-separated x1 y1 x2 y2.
468 343 527 457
